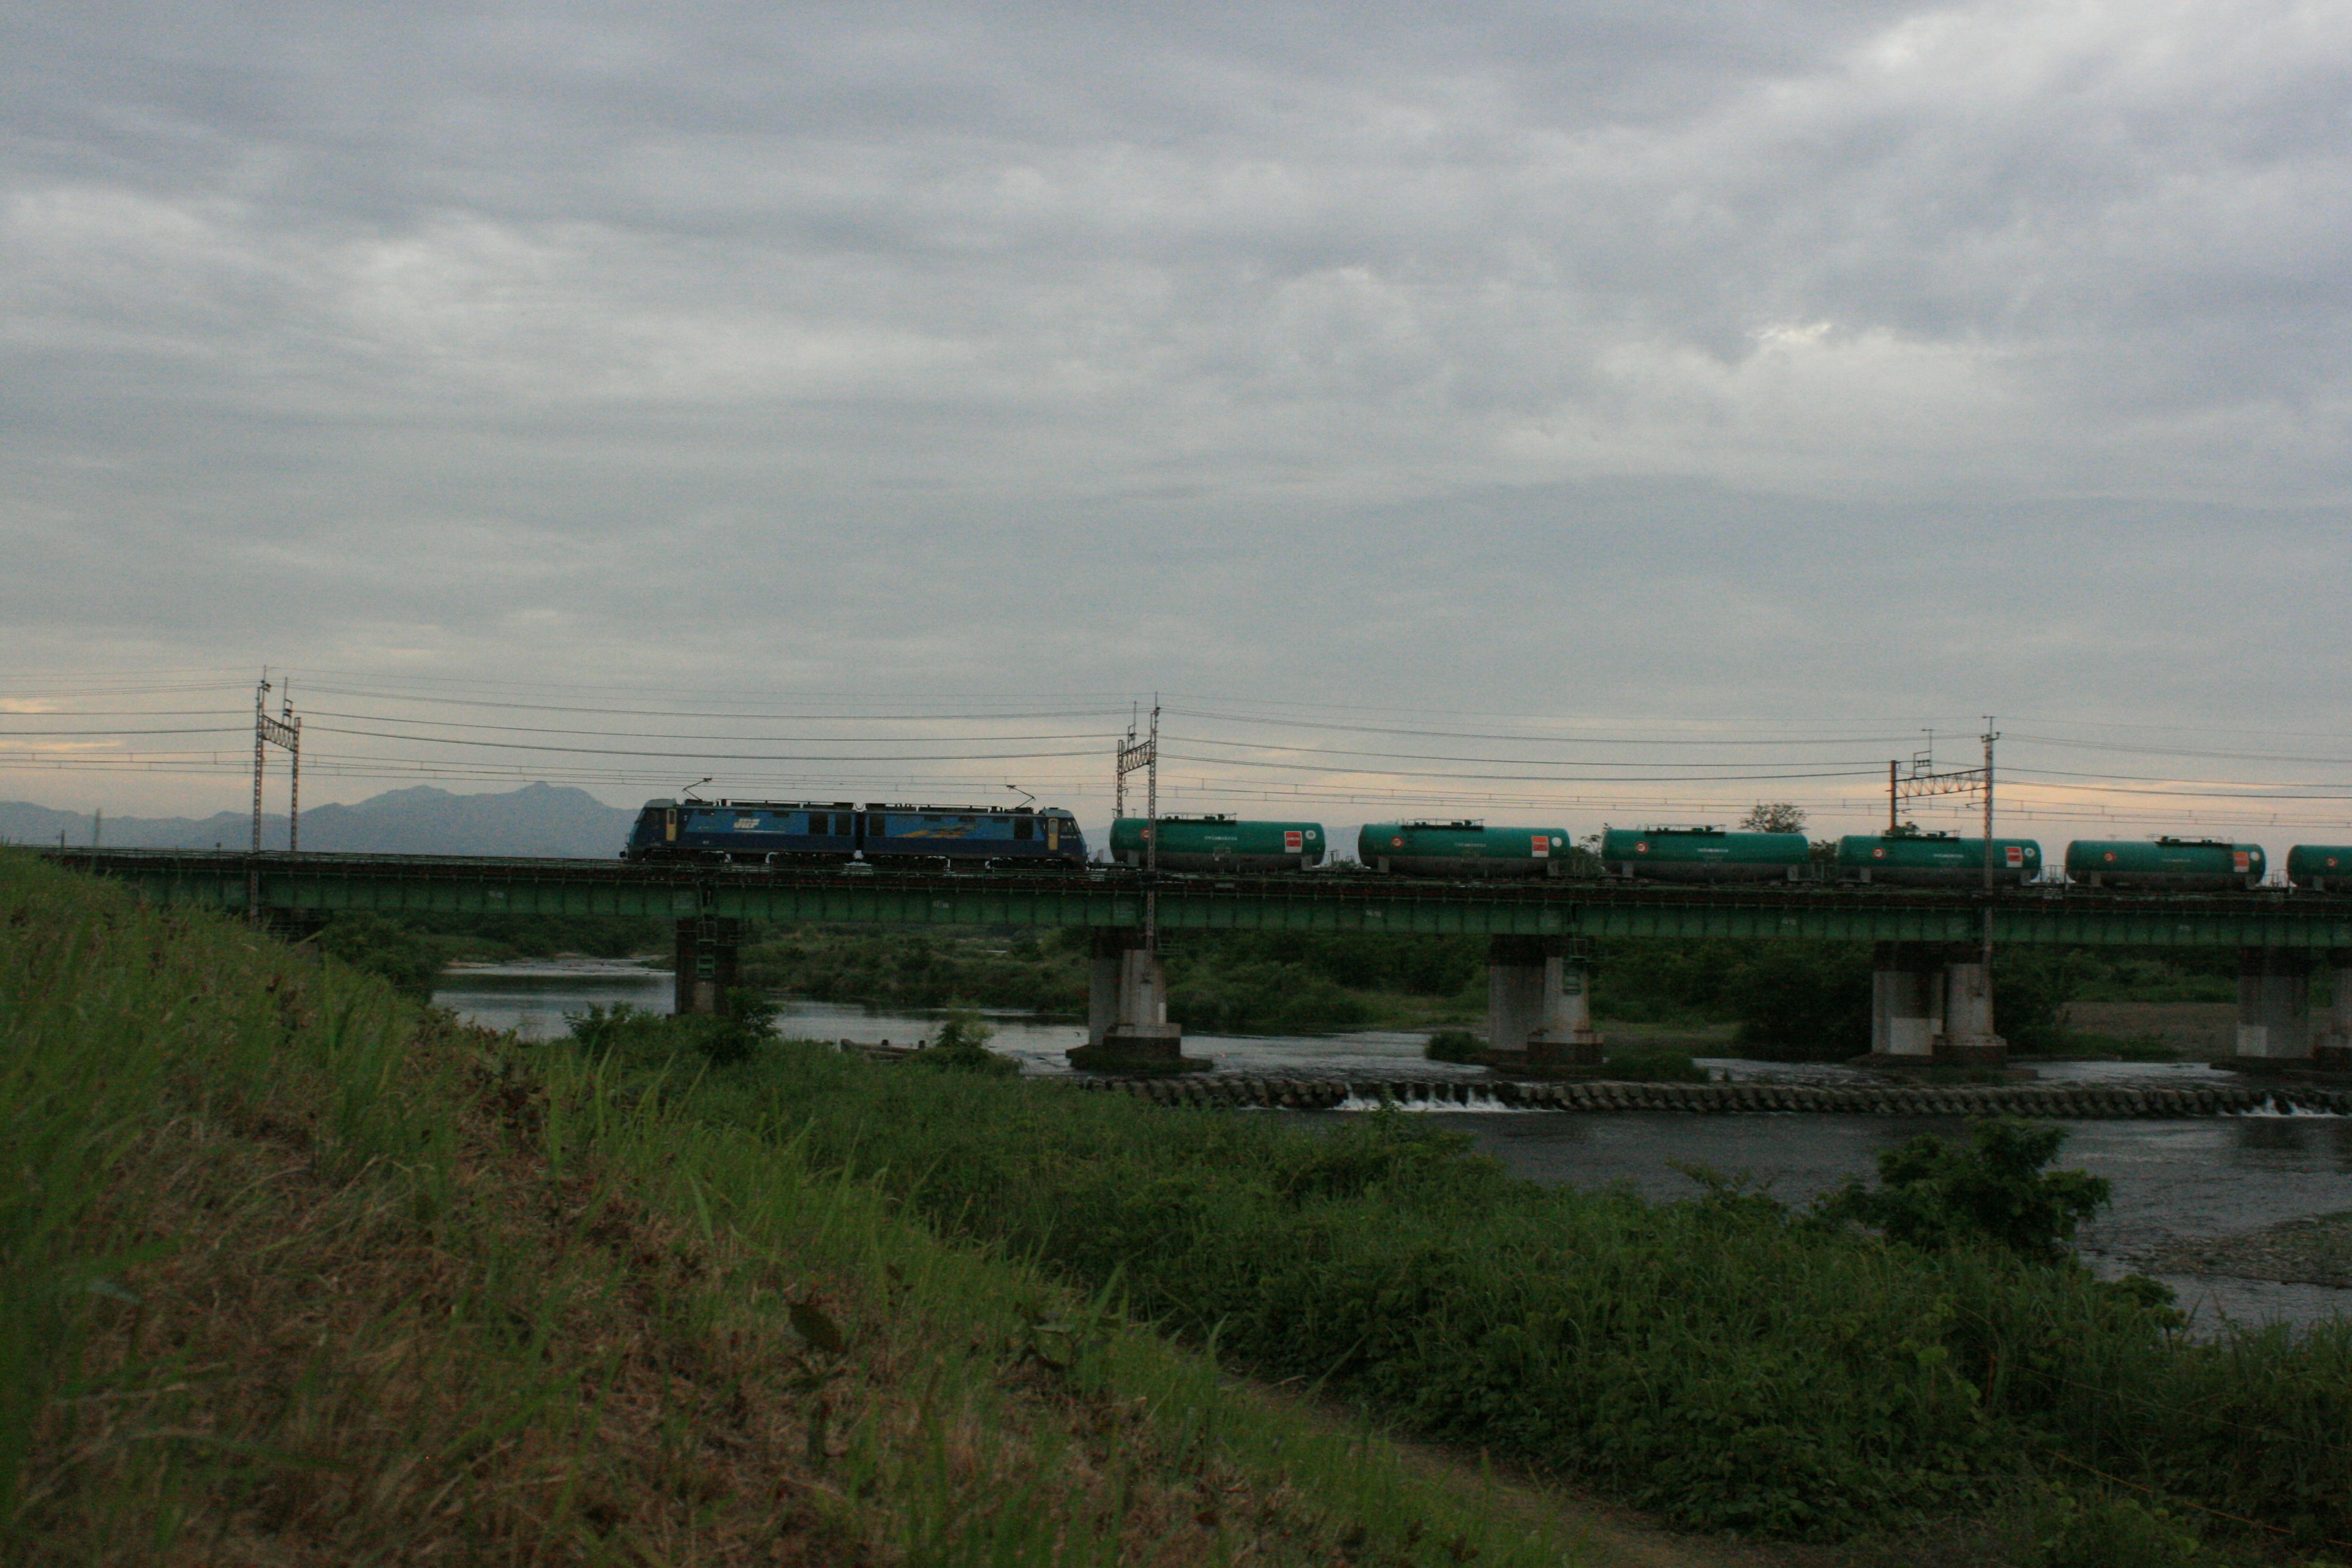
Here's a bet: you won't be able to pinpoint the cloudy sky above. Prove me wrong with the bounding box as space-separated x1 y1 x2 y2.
6 1 2351 845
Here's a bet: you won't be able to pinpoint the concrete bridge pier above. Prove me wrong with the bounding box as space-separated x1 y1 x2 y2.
2234 948 2313 1064
1487 936 1604 1066
1939 957 2007 1065
1068 931 1205 1073
2318 951 2352 1071
673 916 741 1016
1866 943 1946 1063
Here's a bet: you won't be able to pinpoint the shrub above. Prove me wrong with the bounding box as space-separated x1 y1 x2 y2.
905 1009 1020 1077
1814 1119 2111 1262
317 911 445 998
1423 1030 1483 1063
565 990 775 1068
2025 1488 2214 1567
1600 1042 1708 1082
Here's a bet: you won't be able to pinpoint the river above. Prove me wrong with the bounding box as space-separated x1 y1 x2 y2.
435 960 2352 1334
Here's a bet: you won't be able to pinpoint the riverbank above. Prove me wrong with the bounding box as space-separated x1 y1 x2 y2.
0 850 1583 1566
570 1019 2352 1556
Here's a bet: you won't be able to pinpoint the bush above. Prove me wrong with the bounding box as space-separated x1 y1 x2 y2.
565 990 775 1069
317 911 445 998
905 1009 1021 1077
1814 1120 2111 1262
1423 1030 1483 1063
1600 1042 1708 1082
2025 1488 2214 1567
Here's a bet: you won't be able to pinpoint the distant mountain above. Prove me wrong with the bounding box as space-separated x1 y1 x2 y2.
0 783 638 858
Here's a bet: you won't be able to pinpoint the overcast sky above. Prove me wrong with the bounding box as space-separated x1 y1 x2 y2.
6 1 2351 843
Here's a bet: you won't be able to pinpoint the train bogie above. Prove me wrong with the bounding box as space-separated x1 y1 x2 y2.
1836 832 2042 886
2064 838 2263 891
1111 816 1324 872
1600 826 1810 882
1357 821 1571 878
2286 846 2352 891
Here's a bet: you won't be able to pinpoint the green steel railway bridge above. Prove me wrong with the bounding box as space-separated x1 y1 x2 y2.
40 848 2352 1073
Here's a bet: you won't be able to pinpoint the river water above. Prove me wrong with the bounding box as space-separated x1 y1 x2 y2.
436 960 2352 1334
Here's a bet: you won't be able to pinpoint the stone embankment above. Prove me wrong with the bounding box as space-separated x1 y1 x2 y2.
1066 1076 2352 1118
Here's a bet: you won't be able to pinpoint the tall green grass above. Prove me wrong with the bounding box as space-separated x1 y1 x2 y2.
598 1031 2352 1548
1 851 1589 1566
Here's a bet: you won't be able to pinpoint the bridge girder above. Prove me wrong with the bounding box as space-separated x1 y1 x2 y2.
33 849 2352 949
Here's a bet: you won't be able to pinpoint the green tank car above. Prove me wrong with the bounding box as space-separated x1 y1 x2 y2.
2285 845 2352 891
2065 837 2264 891
1600 826 1811 882
1110 816 1325 872
1836 832 2043 886
1357 821 1571 878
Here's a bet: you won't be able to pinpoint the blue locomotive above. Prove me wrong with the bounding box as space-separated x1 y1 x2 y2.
622 798 1085 868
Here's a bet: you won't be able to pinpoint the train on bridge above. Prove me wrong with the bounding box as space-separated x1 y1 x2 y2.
624 797 2352 894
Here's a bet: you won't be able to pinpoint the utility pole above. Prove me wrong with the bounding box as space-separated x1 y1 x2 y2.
1115 704 1139 819
283 679 302 852
1144 698 1160 954
1981 717 1999 970
252 672 270 854
249 670 303 922
1980 718 1997 892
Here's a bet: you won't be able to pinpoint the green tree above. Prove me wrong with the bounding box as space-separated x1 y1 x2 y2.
1739 802 1807 834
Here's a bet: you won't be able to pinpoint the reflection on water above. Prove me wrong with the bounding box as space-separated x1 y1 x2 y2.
434 962 2350 1333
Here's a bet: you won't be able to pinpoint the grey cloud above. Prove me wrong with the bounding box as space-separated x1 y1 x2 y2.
4 0 2351 831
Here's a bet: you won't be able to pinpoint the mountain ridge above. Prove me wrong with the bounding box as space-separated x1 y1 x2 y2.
0 782 638 858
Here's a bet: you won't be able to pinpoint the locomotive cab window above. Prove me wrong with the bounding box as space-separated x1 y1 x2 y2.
1014 816 1033 840
808 812 829 835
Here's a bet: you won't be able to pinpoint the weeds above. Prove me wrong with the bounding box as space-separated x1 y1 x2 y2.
2 851 1583 1567
600 1027 2352 1548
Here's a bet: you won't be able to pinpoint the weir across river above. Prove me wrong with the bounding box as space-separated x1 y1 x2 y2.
40 848 2352 1075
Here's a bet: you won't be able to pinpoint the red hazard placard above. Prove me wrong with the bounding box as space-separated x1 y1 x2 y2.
1530 835 1548 857
2005 845 2024 867
2235 851 2251 872
1284 830 1303 851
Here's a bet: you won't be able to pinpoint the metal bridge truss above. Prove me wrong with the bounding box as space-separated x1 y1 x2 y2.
40 849 2352 950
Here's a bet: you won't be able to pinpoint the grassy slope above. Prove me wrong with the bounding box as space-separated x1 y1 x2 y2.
617 1041 2352 1555
1 852 1583 1567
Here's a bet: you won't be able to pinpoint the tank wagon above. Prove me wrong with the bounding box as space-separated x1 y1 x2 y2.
2286 846 2352 891
2063 837 2264 891
624 799 1085 867
1110 815 1324 872
1600 826 1810 883
1357 821 1570 878
1836 832 2043 887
